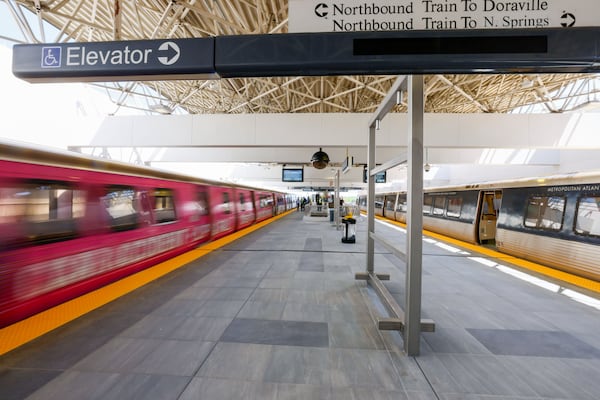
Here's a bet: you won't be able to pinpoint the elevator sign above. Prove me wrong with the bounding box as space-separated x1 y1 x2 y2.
13 38 217 83
289 0 600 32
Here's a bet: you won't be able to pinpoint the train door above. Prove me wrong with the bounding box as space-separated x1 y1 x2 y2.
275 194 286 215
476 190 502 243
234 188 255 230
254 191 274 222
384 194 396 219
209 186 236 240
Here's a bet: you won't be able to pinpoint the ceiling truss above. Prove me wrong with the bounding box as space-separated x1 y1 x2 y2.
3 0 600 116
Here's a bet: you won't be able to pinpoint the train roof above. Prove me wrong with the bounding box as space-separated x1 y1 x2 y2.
366 170 600 196
0 139 287 194
433 170 600 192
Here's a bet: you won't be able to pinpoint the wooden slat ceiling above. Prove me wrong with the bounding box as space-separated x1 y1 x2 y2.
12 0 599 114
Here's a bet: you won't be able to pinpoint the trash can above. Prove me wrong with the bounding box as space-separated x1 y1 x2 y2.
329 208 335 222
341 217 356 243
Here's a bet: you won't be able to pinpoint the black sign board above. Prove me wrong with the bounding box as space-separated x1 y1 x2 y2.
12 28 600 82
12 38 217 82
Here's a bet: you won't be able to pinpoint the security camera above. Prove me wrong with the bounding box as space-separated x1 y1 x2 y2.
424 163 431 172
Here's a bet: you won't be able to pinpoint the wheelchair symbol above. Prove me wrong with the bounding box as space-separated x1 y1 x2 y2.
42 47 61 68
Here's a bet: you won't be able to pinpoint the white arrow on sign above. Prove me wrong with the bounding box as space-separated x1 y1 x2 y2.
157 41 180 65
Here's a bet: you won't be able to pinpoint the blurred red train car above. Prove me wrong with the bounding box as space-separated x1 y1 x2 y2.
0 141 294 328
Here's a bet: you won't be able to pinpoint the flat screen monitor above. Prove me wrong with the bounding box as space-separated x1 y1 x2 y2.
282 168 304 182
363 167 386 183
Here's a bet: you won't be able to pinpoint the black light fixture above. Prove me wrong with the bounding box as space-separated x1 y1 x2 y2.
311 147 330 169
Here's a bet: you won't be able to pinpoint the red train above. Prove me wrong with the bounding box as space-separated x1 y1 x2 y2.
0 141 296 328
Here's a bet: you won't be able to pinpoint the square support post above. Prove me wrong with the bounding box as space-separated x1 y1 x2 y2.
367 125 376 274
405 75 425 356
334 169 341 229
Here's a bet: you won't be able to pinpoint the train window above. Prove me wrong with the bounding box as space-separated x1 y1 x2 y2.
423 195 433 215
385 196 395 211
432 196 445 216
196 190 209 216
446 196 462 218
153 188 176 223
0 181 85 245
523 195 565 231
395 195 407 212
259 194 270 208
358 196 367 207
239 193 246 212
374 195 384 209
222 192 231 214
575 196 600 237
103 186 138 231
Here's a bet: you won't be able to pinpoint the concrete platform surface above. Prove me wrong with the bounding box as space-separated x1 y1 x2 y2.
1 211 599 400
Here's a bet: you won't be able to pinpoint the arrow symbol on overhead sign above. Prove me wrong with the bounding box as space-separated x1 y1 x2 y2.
315 3 328 18
560 12 576 27
157 41 180 65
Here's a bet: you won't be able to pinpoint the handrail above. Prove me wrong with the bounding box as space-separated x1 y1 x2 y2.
370 155 406 177
356 271 435 333
369 231 406 262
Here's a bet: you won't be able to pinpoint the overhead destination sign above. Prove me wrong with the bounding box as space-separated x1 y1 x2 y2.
289 0 599 32
12 38 217 83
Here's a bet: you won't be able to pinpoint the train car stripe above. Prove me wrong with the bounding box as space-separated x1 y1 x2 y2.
372 214 600 295
0 210 293 356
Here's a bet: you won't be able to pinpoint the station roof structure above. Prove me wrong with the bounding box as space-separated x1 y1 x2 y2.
3 1 600 192
6 0 599 115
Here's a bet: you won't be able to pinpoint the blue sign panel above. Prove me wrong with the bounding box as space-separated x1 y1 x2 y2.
13 38 217 82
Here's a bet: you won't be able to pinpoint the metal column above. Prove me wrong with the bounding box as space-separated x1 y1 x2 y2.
367 125 376 273
405 75 424 356
334 169 341 229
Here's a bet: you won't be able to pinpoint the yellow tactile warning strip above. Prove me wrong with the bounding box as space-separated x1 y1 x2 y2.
0 210 294 356
374 215 600 295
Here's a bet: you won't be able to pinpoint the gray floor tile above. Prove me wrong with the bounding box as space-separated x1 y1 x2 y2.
168 316 233 341
221 318 329 347
304 238 323 251
299 251 325 272
0 368 61 400
197 342 272 381
498 356 600 400
237 301 286 320
276 382 332 400
423 328 492 355
132 340 215 376
1 333 112 370
248 288 289 302
418 353 537 397
329 349 404 390
194 299 245 317
73 337 161 372
25 371 121 400
328 321 386 350
179 377 278 400
120 314 187 339
100 373 190 400
263 346 331 385
468 329 600 358
282 302 330 322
